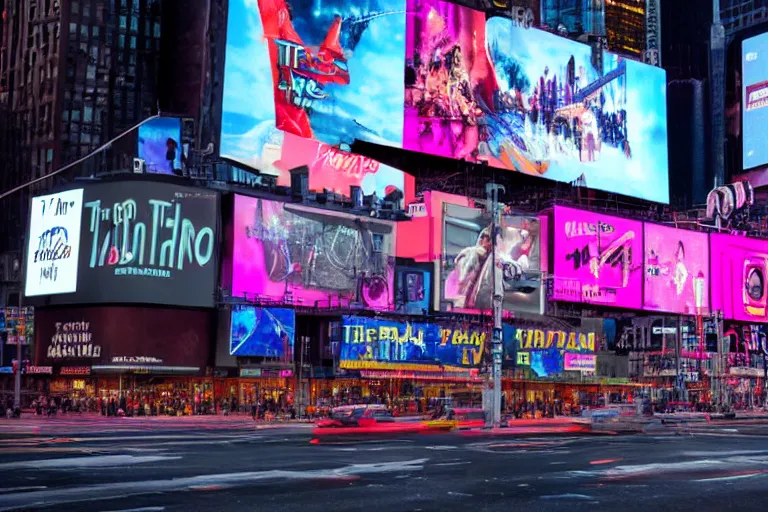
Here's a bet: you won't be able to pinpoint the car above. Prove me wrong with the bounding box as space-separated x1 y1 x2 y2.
316 404 394 428
425 408 486 429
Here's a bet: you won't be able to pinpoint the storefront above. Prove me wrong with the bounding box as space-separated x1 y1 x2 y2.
34 305 214 414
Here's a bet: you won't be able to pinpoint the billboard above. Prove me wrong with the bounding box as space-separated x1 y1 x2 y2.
503 324 596 376
230 195 395 309
442 204 542 314
644 224 709 315
395 267 431 315
339 315 486 369
552 206 642 308
25 189 84 297
137 117 183 174
35 306 212 372
229 306 295 359
220 0 406 170
742 32 768 170
24 181 220 308
711 233 768 322
403 0 669 203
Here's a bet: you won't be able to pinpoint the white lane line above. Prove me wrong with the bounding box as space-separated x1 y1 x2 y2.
695 473 766 483
540 494 594 500
0 487 47 493
0 455 182 471
0 458 429 511
101 508 166 512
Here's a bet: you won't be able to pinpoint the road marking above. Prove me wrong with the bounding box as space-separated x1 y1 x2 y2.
0 455 182 471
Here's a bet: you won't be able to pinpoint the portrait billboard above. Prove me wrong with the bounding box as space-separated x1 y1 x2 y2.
643 224 709 315
229 306 295 359
25 181 220 308
339 315 486 369
137 117 182 174
35 306 212 372
230 195 395 309
442 204 543 314
742 32 768 170
25 189 84 297
403 0 669 203
552 206 642 308
710 233 768 322
220 0 406 171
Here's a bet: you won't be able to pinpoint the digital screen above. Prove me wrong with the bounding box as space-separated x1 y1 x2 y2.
442 204 542 314
25 189 84 297
275 132 407 208
137 117 183 174
564 352 596 372
229 306 295 358
710 233 768 322
230 195 395 309
644 224 709 315
395 268 431 314
25 182 220 308
403 0 669 203
34 306 212 370
742 32 768 170
552 206 643 308
220 0 406 170
339 315 486 368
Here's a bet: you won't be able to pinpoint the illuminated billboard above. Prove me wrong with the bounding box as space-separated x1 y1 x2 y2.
710 233 768 322
229 306 295 358
643 224 709 315
229 195 395 309
403 0 669 203
339 316 486 369
552 206 642 308
742 32 768 170
25 182 219 308
220 0 406 170
137 117 182 174
442 204 543 314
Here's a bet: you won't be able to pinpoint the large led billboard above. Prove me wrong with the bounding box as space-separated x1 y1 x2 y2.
25 189 84 297
339 316 486 369
643 224 709 315
229 306 295 359
25 181 220 308
710 233 768 322
742 32 768 170
552 206 642 308
229 195 395 309
441 203 543 314
220 0 669 203
137 117 183 174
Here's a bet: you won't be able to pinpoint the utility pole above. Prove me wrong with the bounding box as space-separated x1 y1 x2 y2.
13 245 24 411
486 183 504 428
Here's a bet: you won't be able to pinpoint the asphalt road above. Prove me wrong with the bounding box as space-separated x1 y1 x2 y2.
2 420 768 511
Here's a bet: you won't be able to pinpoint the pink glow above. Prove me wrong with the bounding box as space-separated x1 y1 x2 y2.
710 233 768 322
564 353 596 371
552 206 643 308
396 191 473 261
643 224 709 315
231 195 395 309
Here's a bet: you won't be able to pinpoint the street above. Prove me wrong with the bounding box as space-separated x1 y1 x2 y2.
2 418 768 511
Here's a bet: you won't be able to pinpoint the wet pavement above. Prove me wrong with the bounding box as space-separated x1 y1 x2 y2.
1 418 768 511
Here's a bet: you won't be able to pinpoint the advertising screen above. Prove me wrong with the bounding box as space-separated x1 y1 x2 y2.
504 324 596 376
710 233 768 322
230 195 395 309
442 204 542 314
274 132 408 208
339 315 486 369
644 224 709 315
25 189 84 297
403 0 669 203
742 32 768 170
229 306 295 358
25 182 220 308
137 117 183 174
220 0 406 170
34 306 212 372
552 206 643 308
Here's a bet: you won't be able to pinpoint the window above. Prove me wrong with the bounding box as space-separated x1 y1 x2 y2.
130 36 136 49
83 106 93 122
86 65 95 80
83 4 90 17
131 16 138 32
46 149 53 163
154 23 160 38
70 23 78 34
119 34 125 47
120 16 127 29
72 2 79 14
62 110 69 122
92 26 99 37
81 25 88 38
71 110 81 122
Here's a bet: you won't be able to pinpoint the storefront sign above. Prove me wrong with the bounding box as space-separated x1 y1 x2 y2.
26 366 53 375
0 367 13 374
47 321 101 360
730 367 763 378
407 203 427 217
564 353 596 372
111 356 163 365
643 369 677 377
516 352 530 366
60 367 91 376
279 369 294 378
340 316 487 368
682 371 699 382
514 328 595 353
240 368 263 377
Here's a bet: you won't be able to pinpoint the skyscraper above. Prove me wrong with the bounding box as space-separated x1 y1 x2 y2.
604 0 647 59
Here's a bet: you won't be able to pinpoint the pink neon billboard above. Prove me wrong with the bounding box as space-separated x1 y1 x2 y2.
710 233 768 322
643 224 709 315
552 206 642 308
230 195 395 310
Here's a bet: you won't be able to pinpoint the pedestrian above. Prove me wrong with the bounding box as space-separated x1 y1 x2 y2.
251 401 257 420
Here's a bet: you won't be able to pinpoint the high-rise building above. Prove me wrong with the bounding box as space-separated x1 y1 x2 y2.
541 0 606 36
604 0 647 59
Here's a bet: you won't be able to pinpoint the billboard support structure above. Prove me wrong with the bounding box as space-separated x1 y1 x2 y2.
487 183 505 429
13 236 23 411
